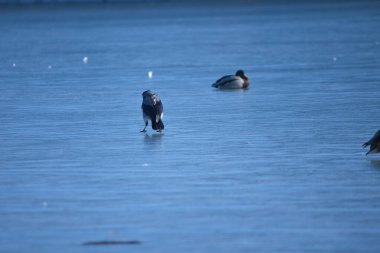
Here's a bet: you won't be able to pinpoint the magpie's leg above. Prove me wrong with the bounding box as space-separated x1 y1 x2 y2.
140 122 148 132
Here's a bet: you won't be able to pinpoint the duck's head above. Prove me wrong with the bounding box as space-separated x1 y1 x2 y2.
236 70 248 80
236 70 249 88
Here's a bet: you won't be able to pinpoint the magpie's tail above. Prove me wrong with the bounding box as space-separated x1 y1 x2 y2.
152 120 164 131
366 146 378 155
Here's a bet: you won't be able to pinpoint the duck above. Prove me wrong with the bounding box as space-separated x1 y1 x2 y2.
212 70 249 89
363 130 380 155
141 90 164 132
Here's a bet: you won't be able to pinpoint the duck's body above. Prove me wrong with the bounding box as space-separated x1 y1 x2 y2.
363 130 380 155
141 90 164 132
212 70 249 89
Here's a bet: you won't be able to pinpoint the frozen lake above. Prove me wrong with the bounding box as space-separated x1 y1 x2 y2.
1 1 380 252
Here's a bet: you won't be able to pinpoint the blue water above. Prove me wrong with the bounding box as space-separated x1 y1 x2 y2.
1 1 380 252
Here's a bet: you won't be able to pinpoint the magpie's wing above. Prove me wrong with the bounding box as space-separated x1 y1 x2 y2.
154 100 163 121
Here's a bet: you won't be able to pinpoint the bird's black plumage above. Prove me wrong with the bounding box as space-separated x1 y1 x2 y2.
141 90 164 132
363 130 380 155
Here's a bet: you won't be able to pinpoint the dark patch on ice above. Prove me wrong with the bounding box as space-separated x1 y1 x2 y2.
83 240 141 246
370 159 380 169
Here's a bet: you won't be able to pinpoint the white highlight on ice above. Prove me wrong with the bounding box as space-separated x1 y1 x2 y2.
42 201 48 207
148 71 153 79
83 56 88 64
142 163 149 167
333 57 337 61
12 63 16 67
48 65 52 69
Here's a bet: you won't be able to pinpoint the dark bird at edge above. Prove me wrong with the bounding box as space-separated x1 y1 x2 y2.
141 90 164 132
363 130 380 155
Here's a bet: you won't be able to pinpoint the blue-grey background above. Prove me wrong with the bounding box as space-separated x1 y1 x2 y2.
1 1 380 252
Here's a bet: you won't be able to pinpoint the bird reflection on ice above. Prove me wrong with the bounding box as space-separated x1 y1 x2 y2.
143 132 164 144
370 159 380 169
